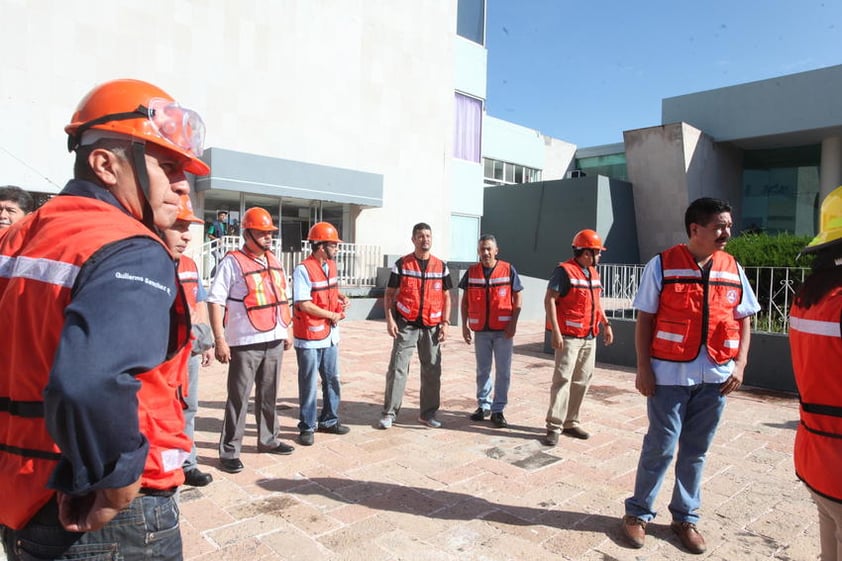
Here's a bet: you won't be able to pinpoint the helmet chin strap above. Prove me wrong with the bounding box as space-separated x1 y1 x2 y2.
129 141 157 232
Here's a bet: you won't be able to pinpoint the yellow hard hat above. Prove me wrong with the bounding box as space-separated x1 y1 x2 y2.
803 185 842 253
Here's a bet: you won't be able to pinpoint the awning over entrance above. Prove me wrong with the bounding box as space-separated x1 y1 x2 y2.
195 147 383 207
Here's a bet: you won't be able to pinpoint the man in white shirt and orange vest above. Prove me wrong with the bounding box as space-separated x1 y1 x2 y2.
292 222 351 446
161 195 215 488
379 222 452 429
621 198 760 554
459 234 523 428
208 207 295 474
543 229 614 446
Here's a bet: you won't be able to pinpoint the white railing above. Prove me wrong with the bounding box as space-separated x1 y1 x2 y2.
598 263 809 333
189 236 381 288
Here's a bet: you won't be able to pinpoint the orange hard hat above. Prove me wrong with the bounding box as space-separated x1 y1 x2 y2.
572 229 606 251
65 79 210 176
241 207 277 232
175 195 203 224
307 222 342 243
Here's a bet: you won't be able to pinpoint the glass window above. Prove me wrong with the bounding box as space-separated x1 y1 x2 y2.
450 214 480 261
504 162 514 183
575 153 628 180
493 160 504 180
457 0 485 45
454 93 482 162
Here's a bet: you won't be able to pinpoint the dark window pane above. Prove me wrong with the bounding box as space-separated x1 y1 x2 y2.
457 0 485 44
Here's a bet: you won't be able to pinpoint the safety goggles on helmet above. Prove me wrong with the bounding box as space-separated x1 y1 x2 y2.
68 98 205 160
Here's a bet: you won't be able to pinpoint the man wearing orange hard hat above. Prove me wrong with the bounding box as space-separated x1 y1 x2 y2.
292 222 351 446
207 207 296 474
0 79 209 560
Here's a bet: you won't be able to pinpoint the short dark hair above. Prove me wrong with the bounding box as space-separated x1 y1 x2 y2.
412 222 431 236
72 139 131 182
478 234 497 244
217 210 228 217
685 197 732 237
0 185 35 214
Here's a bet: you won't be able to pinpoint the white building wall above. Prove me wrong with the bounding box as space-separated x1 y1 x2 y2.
0 0 461 258
483 116 576 180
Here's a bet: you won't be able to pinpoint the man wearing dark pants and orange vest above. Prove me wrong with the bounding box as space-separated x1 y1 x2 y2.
0 79 209 560
621 198 759 554
292 222 351 446
379 222 452 429
161 195 215 488
543 229 613 446
208 207 295 474
789 186 842 561
460 234 523 428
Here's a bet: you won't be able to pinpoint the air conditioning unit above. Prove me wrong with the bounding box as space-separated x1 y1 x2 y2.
566 169 586 179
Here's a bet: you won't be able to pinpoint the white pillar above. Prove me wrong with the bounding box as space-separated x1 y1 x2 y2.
820 136 842 200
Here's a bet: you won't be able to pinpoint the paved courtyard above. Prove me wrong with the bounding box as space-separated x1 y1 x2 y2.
175 319 817 561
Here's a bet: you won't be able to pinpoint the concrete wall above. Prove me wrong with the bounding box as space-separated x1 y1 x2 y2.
481 176 639 279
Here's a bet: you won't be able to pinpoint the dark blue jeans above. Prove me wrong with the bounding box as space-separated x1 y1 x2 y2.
2 493 182 561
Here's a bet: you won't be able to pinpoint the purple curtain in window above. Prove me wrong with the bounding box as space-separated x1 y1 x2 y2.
454 93 481 162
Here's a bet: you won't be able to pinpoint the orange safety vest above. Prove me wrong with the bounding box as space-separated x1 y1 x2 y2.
651 245 743 364
178 255 200 313
546 259 604 338
293 256 341 341
789 292 842 502
394 253 447 327
227 249 291 332
0 195 191 530
464 261 514 331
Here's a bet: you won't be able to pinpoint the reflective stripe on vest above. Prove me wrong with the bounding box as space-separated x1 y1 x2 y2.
465 261 513 331
547 259 603 338
229 250 291 331
395 254 446 327
292 256 340 341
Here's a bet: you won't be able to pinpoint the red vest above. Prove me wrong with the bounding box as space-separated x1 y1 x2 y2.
178 255 200 313
651 245 742 364
789 291 842 502
464 261 514 331
0 195 191 530
292 256 341 341
546 259 604 338
228 249 291 332
394 253 447 327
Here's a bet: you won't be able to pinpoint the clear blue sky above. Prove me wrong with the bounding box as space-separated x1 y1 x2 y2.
485 0 842 147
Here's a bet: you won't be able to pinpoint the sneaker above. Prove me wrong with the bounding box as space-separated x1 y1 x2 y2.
469 408 489 421
671 521 706 554
298 431 314 446
562 426 590 440
378 415 393 430
490 412 508 428
418 416 442 428
622 515 647 549
543 430 559 447
318 423 351 435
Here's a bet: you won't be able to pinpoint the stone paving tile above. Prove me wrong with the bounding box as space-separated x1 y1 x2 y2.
165 319 820 560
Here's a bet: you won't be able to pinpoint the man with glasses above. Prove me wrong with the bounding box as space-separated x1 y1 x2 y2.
292 222 351 446
542 229 613 447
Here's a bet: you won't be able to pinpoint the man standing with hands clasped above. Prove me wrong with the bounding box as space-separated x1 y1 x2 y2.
621 197 759 555
460 234 523 428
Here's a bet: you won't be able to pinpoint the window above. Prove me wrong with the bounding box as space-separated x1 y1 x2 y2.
450 214 480 261
482 158 542 186
457 0 485 45
454 93 482 163
575 153 628 180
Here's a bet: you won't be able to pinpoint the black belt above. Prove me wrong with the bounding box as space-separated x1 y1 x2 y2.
139 487 176 497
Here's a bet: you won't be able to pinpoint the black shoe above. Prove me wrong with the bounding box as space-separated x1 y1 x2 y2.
490 412 508 428
299 431 314 446
543 430 559 447
260 442 295 455
318 423 350 435
183 468 213 487
562 427 590 440
218 458 244 474
470 408 489 421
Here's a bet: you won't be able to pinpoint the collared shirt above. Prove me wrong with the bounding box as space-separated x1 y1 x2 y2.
207 252 289 346
292 260 340 349
633 253 761 386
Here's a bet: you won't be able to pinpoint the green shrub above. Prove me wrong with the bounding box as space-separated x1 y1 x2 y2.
725 232 814 268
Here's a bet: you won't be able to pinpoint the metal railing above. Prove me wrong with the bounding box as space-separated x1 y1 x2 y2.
188 236 381 288
598 263 809 333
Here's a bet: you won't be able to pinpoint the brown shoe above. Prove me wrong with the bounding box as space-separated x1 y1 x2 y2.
562 426 590 440
621 515 646 548
671 521 706 554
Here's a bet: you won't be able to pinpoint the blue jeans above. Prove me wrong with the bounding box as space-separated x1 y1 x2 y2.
2 493 181 560
474 331 513 413
296 345 341 432
625 383 726 524
183 354 201 471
